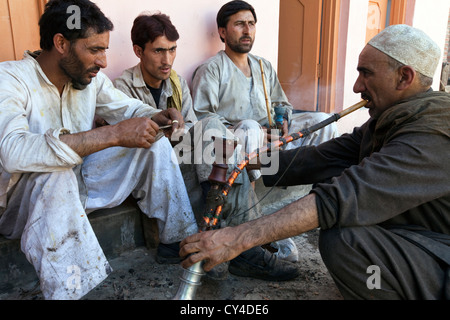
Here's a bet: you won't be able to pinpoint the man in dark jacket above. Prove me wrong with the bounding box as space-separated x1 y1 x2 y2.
180 24 450 299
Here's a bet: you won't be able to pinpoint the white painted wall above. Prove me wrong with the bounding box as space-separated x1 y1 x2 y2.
94 0 280 86
411 0 450 88
340 1 370 110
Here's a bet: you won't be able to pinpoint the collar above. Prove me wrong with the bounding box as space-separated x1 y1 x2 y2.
132 63 172 94
24 50 56 87
132 63 147 88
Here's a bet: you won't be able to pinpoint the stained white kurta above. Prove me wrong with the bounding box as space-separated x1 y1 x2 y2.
0 52 198 300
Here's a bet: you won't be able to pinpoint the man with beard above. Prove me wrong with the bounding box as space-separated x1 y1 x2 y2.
181 24 450 299
0 0 198 299
187 0 336 282
191 0 338 185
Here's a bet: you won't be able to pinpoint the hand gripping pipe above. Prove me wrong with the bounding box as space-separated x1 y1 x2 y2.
173 99 368 300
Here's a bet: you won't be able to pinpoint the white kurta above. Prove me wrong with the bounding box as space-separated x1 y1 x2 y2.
0 52 198 300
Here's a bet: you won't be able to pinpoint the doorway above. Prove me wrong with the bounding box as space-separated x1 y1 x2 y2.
277 0 340 113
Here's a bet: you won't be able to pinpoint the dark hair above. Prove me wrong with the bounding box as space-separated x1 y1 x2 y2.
39 0 114 50
216 0 257 42
131 13 180 49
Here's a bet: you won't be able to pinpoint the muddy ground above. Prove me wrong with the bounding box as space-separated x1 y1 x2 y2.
2 182 343 301
5 228 342 301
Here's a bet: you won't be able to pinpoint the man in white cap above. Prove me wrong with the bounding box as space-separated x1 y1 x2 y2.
180 24 450 299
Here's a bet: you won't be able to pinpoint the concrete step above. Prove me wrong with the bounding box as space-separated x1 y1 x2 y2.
0 197 147 295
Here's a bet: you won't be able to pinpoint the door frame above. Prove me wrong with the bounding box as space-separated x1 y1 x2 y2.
317 0 341 113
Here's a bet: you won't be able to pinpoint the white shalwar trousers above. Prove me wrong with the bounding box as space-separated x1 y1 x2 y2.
0 137 198 300
232 112 338 181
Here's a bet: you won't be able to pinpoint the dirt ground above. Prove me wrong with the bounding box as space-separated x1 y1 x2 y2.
5 228 342 301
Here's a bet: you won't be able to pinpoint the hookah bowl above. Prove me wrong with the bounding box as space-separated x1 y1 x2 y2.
274 103 287 129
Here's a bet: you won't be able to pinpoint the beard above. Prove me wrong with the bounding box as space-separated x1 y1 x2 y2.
226 36 254 54
59 46 99 90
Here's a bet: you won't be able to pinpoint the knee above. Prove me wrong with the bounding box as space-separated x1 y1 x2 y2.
318 226 363 273
30 170 76 186
314 112 332 121
235 119 261 131
233 120 263 144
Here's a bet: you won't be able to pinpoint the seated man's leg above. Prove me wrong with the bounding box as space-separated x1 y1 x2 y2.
233 119 265 182
287 112 338 149
179 117 263 224
0 171 110 300
178 118 299 280
82 138 198 262
319 225 448 299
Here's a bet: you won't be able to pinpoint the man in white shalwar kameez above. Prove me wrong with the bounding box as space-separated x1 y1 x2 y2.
0 0 197 300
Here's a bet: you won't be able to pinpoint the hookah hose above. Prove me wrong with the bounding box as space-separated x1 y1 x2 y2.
202 99 368 230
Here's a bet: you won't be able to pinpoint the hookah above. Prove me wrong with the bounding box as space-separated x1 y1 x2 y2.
173 136 238 300
173 99 368 300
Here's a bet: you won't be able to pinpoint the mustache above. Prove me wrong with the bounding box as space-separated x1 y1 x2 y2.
87 66 101 73
240 36 253 41
361 93 372 101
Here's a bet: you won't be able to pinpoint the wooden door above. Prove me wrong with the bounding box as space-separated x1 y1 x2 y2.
366 0 389 43
278 0 322 111
0 0 46 62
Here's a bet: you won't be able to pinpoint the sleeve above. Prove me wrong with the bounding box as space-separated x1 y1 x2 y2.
179 76 197 129
95 72 161 124
0 70 83 173
191 63 232 126
313 132 450 230
262 125 363 186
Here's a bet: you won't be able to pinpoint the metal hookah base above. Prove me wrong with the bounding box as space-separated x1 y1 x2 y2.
172 261 205 300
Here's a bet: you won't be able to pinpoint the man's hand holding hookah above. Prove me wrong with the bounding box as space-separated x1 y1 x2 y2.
180 193 320 271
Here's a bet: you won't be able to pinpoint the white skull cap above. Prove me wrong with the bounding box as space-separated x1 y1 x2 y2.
368 24 441 78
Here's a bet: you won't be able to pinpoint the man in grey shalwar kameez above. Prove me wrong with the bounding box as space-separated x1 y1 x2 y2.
189 0 336 278
191 0 338 184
